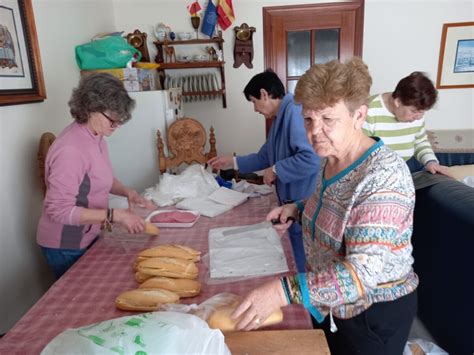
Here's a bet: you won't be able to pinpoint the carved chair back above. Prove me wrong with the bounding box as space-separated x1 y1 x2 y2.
156 118 216 173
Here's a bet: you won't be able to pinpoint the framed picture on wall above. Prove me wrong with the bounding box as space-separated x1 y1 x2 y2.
0 0 46 105
436 22 474 89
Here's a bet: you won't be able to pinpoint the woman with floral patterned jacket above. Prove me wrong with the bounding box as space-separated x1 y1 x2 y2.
230 58 418 355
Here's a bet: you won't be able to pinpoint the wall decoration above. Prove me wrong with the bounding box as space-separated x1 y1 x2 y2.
436 22 474 89
233 23 255 69
0 0 46 105
126 29 150 62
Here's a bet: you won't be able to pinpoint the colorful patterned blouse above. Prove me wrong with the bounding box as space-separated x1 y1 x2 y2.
284 139 418 320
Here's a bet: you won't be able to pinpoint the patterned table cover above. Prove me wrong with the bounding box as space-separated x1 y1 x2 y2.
0 194 312 353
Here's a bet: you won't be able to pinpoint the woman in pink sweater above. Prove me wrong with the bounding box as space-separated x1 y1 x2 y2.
37 73 155 278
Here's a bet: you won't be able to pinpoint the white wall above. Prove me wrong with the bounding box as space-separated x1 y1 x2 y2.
0 0 115 334
364 0 474 130
0 0 472 334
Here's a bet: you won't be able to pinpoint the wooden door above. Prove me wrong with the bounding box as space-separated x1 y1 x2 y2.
263 1 365 134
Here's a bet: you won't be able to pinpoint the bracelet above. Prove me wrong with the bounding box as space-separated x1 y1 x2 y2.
101 209 113 232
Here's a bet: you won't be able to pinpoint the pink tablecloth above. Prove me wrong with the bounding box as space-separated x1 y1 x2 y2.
0 195 312 353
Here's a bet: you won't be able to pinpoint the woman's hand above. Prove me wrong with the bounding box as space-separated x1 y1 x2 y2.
263 167 277 186
113 209 146 234
231 279 287 331
126 189 156 210
207 155 234 170
266 204 298 233
425 161 454 178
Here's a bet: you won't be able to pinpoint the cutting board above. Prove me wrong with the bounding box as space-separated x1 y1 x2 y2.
225 329 330 355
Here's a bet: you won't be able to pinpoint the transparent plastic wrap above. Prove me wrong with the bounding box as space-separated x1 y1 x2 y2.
204 223 289 283
41 311 230 355
160 293 283 331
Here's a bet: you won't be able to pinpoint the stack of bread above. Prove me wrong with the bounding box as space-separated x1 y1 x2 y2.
115 244 202 311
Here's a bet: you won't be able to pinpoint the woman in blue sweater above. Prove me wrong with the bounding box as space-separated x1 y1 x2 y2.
208 70 320 271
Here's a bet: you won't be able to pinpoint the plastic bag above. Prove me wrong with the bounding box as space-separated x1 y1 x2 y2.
403 338 448 355
75 36 141 70
145 165 219 207
41 311 230 355
160 293 240 321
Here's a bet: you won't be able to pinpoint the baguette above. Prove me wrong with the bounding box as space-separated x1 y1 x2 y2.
115 288 179 311
135 271 154 283
144 222 160 235
139 244 201 261
207 301 283 332
137 257 199 279
139 276 201 297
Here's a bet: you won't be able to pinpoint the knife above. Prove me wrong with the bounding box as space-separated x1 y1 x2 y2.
221 217 295 236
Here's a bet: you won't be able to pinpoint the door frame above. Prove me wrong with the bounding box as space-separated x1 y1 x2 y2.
263 1 365 81
262 1 365 134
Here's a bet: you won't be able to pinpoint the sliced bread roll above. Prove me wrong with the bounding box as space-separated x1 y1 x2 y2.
137 257 199 279
139 276 201 297
207 301 283 332
138 244 201 261
115 288 179 311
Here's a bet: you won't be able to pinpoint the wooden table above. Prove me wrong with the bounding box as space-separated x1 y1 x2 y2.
226 329 330 354
0 195 314 353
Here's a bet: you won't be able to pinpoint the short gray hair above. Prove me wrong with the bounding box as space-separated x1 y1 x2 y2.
68 72 135 124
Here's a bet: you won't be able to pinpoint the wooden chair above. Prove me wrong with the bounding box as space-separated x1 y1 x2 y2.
156 117 216 174
37 132 56 196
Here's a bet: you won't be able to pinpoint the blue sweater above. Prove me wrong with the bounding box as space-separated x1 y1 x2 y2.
237 94 320 204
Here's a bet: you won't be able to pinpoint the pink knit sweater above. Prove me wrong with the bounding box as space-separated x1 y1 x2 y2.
37 122 114 249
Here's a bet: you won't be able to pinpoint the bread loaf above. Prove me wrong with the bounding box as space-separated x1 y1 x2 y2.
138 244 201 261
135 271 154 283
139 276 201 297
115 288 179 311
207 302 283 331
144 222 160 235
137 257 199 279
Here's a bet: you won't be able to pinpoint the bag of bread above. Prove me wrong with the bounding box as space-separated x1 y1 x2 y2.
159 293 283 332
41 312 230 355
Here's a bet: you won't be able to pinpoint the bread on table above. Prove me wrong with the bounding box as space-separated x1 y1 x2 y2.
115 288 179 311
139 276 201 297
136 257 199 279
207 301 284 331
138 244 201 261
135 271 154 283
144 222 160 235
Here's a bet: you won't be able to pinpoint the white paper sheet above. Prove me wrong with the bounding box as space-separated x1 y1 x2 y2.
208 224 289 279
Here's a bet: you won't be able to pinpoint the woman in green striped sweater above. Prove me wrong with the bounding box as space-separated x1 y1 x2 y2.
363 72 452 177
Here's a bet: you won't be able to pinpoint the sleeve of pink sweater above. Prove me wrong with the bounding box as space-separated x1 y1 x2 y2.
43 145 88 226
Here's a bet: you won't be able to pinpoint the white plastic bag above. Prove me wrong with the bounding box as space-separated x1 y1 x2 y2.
160 293 241 321
403 338 448 355
145 165 219 207
41 311 230 355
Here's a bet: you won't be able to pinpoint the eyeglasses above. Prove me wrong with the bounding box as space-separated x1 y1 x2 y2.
101 112 122 128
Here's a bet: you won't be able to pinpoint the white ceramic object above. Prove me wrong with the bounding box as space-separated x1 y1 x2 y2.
177 32 192 40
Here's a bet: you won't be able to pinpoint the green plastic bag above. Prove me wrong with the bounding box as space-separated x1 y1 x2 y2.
75 36 141 70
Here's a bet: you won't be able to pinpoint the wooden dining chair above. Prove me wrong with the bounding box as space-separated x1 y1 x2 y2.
156 117 216 174
37 132 56 196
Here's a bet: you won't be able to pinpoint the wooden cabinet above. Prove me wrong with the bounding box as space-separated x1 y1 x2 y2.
154 31 227 108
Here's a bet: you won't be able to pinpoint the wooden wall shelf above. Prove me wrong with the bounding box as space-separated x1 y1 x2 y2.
154 31 227 108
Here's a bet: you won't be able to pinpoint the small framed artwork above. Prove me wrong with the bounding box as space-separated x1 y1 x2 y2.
436 22 474 89
0 0 46 105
